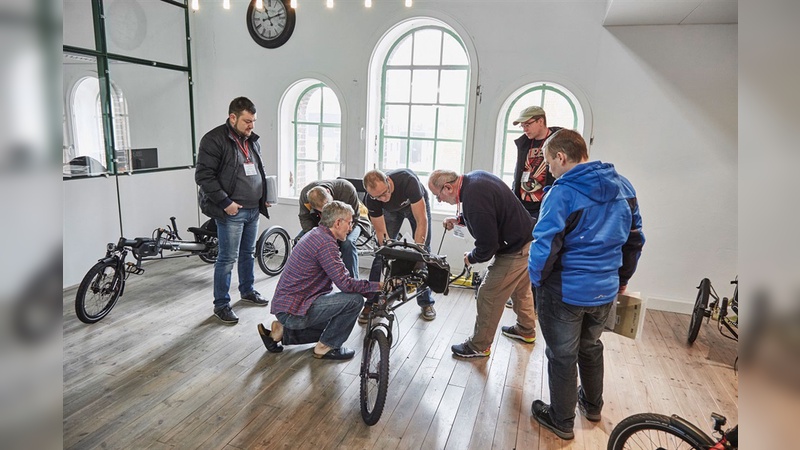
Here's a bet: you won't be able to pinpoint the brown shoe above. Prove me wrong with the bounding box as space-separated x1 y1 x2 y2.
421 305 436 321
358 305 372 324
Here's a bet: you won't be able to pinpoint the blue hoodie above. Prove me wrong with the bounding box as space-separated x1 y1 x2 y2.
528 161 644 306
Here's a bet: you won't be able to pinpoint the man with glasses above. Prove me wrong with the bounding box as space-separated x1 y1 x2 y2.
508 106 563 308
297 179 362 278
428 169 537 358
362 168 436 321
257 201 381 360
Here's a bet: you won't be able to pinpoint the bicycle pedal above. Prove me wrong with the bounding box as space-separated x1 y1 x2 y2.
125 263 144 275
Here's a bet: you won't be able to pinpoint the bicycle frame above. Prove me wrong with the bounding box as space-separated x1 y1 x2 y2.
706 279 739 342
74 217 219 324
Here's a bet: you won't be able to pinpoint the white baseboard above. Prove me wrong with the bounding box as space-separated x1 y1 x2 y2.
645 295 693 314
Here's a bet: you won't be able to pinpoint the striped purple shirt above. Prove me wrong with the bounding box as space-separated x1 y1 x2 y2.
270 225 379 316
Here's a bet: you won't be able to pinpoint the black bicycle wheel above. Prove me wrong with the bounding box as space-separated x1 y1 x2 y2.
688 278 711 344
75 260 123 324
197 219 218 264
256 226 291 276
608 413 713 450
360 328 390 425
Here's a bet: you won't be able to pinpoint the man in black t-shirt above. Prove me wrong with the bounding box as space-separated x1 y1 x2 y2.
362 169 435 321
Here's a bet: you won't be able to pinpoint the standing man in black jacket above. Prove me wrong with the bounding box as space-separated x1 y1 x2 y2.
196 97 272 325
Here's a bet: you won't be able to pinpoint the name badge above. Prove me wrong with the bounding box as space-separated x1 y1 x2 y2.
521 172 530 182
453 225 467 239
243 162 257 176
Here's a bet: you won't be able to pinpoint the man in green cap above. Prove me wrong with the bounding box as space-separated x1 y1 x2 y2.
508 106 563 308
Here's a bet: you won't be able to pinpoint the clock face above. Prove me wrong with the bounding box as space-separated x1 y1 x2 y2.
246 0 296 49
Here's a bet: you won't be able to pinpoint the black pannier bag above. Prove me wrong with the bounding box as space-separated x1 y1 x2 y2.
375 245 451 294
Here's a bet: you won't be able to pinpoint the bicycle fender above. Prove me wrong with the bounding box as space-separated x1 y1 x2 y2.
668 414 714 443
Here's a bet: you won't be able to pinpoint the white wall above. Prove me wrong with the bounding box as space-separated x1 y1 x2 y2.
63 1 737 313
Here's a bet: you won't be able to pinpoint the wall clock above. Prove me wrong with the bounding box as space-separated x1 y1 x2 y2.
246 0 296 49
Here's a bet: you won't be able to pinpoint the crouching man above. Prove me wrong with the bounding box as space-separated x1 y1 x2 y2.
257 201 381 360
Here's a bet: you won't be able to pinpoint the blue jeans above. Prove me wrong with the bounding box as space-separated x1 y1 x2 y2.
275 291 363 348
535 286 613 431
213 207 260 310
368 202 433 306
296 226 360 279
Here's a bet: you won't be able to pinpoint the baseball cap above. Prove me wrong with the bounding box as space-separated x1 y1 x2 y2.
512 106 546 125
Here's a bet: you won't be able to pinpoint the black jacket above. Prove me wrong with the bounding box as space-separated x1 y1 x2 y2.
195 121 270 219
512 127 561 218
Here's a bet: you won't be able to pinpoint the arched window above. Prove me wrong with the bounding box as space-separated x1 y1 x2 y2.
496 82 587 186
367 18 471 207
279 80 342 197
66 75 131 176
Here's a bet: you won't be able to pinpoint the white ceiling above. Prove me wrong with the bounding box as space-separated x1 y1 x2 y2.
604 0 738 26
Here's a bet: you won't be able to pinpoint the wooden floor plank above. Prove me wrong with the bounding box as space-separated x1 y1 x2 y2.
63 256 738 450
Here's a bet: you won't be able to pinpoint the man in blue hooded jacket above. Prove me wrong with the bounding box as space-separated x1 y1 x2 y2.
528 129 645 440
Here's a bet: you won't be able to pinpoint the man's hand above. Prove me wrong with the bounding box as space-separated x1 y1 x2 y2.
224 202 242 216
463 252 471 270
443 217 458 231
264 202 272 208
618 284 627 294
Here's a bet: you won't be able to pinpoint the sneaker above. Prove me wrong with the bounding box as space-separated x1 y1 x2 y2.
421 305 436 321
577 386 602 422
501 325 536 344
531 400 574 440
214 305 239 324
505 298 513 308
451 341 490 358
358 305 371 324
241 291 269 306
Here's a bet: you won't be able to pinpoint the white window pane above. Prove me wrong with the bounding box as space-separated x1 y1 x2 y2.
384 105 409 137
321 126 341 162
298 88 322 122
72 77 106 168
543 91 575 129
410 105 436 139
439 70 467 104
434 141 462 172
321 162 340 180
411 70 438 104
385 70 411 103
322 87 341 124
387 36 412 66
296 124 319 159
382 138 407 167
408 139 434 173
441 33 467 65
64 0 95 49
412 29 442 66
502 133 519 182
437 106 464 140
104 0 187 66
295 161 318 190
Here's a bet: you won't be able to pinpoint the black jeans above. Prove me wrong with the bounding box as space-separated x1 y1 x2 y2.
536 286 613 430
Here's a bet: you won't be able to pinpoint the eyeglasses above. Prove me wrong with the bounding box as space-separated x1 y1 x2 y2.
338 217 353 228
368 184 391 201
519 118 540 129
433 178 457 202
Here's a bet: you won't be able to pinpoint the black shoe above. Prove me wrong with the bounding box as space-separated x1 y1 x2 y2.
451 341 490 358
214 306 239 324
577 386 602 422
312 347 355 360
531 400 574 440
257 323 283 353
241 291 269 306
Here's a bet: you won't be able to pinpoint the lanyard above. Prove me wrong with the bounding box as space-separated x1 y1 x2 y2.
231 133 251 162
455 175 463 217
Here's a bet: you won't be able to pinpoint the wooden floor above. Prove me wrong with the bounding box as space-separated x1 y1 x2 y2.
63 256 738 449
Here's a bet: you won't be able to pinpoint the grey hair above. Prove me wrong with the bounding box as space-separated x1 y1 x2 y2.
320 200 354 228
429 169 459 190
